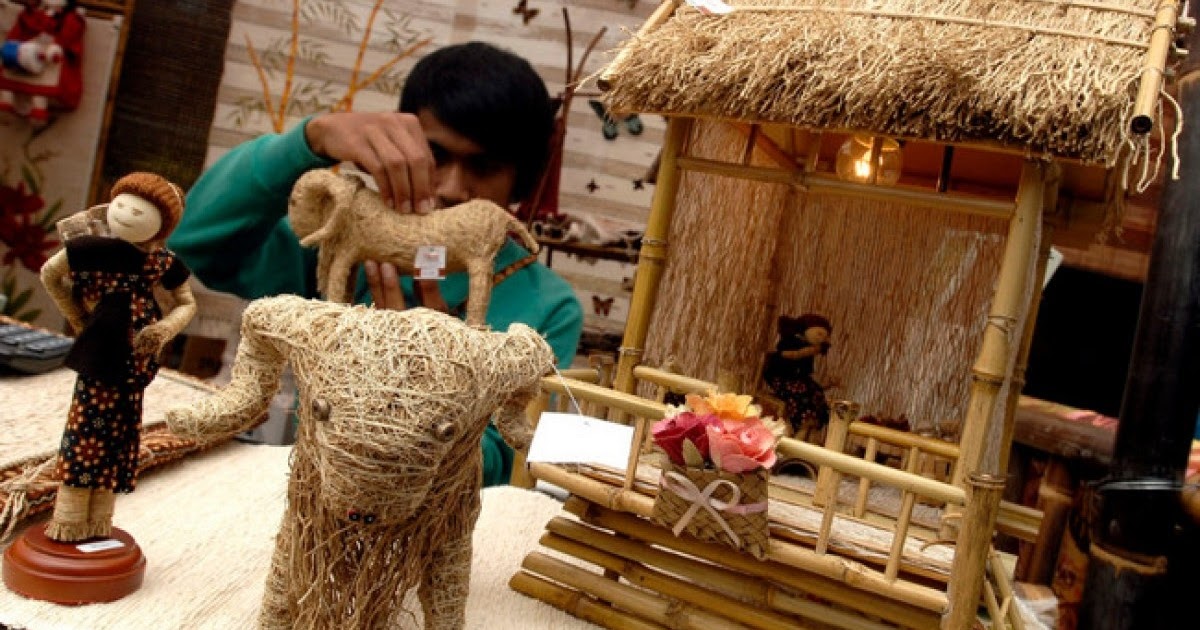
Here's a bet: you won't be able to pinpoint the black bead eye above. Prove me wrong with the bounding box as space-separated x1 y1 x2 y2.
363 514 376 525
347 510 360 522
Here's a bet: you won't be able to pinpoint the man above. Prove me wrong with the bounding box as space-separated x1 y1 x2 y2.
169 42 583 486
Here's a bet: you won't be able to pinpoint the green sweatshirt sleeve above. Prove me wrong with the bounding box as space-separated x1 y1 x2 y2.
169 119 334 299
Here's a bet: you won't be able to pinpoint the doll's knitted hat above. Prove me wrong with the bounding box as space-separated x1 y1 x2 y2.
110 172 185 242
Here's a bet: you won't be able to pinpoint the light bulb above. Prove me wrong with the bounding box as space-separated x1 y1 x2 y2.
835 135 903 185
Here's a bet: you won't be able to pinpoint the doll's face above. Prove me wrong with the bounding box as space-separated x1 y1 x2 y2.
804 326 830 346
41 0 67 14
107 193 162 243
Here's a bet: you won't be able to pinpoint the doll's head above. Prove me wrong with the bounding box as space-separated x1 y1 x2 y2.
777 313 832 353
107 173 184 244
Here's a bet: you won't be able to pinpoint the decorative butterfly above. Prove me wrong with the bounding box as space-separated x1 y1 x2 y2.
513 0 539 25
588 99 643 141
592 295 615 316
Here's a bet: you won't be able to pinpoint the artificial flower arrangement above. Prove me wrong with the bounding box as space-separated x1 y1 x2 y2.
649 391 785 560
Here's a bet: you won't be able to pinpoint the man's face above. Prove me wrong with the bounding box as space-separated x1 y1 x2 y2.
418 109 517 209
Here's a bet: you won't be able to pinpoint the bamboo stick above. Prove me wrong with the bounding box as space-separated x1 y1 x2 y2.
532 463 657 515
538 376 669 420
885 446 922 581
597 0 681 91
1025 460 1074 584
981 580 1004 630
853 437 880 518
731 122 804 172
523 552 745 630
632 366 718 396
573 498 947 626
989 549 1027 630
943 473 1007 630
850 422 962 460
814 400 857 507
540 531 801 630
953 160 1046 489
674 156 1015 219
509 571 668 630
614 117 694 397
542 517 898 630
1131 0 1182 133
777 438 967 506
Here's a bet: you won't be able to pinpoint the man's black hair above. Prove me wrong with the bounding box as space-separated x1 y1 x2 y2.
400 42 554 203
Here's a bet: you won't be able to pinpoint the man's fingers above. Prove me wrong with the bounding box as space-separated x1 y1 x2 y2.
364 260 383 303
365 133 408 211
379 262 405 309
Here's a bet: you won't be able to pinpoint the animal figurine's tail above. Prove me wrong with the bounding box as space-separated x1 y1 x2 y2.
506 213 540 254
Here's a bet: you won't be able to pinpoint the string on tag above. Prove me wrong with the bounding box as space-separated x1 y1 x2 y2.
550 363 583 415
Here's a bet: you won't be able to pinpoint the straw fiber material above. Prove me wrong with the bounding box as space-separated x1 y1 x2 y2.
603 0 1172 164
288 169 540 325
652 463 770 559
166 295 555 630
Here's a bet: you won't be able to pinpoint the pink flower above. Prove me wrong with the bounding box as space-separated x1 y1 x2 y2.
651 412 721 466
707 417 778 473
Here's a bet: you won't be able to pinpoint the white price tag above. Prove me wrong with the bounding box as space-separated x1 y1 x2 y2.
686 0 735 15
526 412 634 471
415 245 447 280
77 539 125 553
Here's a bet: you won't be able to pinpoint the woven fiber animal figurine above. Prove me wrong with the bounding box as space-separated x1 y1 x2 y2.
166 295 554 629
288 168 540 326
39 172 194 542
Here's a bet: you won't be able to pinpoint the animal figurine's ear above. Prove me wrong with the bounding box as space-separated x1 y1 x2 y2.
289 169 357 247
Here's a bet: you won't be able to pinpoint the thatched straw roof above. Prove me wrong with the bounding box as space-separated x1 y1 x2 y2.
601 0 1175 165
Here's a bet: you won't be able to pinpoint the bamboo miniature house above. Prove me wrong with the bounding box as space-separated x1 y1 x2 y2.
511 1 1190 628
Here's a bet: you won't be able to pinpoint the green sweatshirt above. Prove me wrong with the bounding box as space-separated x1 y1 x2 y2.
169 119 583 487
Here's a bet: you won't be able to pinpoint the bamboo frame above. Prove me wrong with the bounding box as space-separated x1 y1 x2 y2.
631 366 718 396
509 572 667 630
814 400 858 507
1131 0 1183 133
944 473 1008 629
884 445 922 581
953 160 1047 488
568 498 944 629
777 438 967 506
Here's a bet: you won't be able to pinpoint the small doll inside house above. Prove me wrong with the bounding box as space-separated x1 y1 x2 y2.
0 0 85 125
38 172 195 542
762 313 833 443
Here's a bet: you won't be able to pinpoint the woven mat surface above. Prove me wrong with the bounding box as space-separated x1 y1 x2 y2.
0 442 595 629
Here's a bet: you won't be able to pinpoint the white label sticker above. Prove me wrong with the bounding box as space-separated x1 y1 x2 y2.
77 539 125 553
415 245 447 280
686 0 735 15
526 412 635 471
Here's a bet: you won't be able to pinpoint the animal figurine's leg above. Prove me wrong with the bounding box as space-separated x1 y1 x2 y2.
418 527 473 629
166 301 289 441
465 258 493 328
323 254 357 304
315 247 334 299
258 510 299 630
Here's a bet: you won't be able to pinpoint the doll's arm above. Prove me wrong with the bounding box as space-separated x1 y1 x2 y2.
780 346 821 360
134 282 197 356
39 250 85 333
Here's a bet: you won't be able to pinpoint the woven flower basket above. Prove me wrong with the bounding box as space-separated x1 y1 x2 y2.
651 462 769 560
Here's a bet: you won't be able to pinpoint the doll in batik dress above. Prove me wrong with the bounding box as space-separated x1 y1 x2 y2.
762 313 832 443
39 172 195 542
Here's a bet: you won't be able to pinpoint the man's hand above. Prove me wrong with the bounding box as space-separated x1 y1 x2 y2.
364 261 405 310
304 112 436 214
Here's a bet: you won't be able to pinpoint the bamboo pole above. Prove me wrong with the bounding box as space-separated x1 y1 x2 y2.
777 438 968 506
1131 0 1182 133
674 156 1014 219
853 437 879 518
989 549 1027 630
981 580 1004 630
542 517 899 630
523 552 746 630
532 462 657 515
953 160 1046 489
997 221 1055 475
572 498 947 626
510 571 668 630
540 531 802 630
884 446 922 581
943 473 1007 630
850 422 962 460
1025 459 1074 584
597 0 681 91
538 376 669 420
614 117 694 396
631 366 718 396
814 400 857 507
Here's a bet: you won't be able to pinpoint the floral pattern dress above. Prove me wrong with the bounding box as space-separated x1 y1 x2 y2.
763 339 830 435
55 235 189 492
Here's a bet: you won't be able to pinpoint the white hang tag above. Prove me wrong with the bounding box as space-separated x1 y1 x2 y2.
415 245 447 280
686 0 735 15
526 412 634 472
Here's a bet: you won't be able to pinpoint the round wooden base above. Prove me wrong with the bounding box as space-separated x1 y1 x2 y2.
2 525 145 605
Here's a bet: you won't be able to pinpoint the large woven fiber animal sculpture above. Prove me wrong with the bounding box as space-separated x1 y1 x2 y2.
288 169 540 326
165 295 554 629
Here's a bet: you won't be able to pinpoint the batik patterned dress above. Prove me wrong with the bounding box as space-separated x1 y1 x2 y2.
55 235 190 492
763 338 830 435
